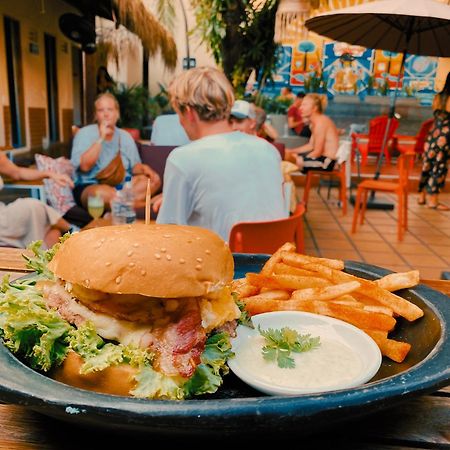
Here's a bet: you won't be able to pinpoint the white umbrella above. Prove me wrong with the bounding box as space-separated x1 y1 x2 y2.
305 0 450 58
305 0 450 198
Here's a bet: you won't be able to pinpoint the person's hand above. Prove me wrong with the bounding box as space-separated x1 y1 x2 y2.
99 121 114 140
49 173 74 188
135 164 161 191
152 193 163 213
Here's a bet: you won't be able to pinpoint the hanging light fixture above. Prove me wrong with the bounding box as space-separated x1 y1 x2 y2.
274 0 312 43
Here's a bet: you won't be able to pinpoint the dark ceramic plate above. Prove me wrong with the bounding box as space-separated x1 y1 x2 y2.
0 254 449 438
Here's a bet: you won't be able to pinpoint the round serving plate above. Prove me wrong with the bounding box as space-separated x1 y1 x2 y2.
0 254 448 438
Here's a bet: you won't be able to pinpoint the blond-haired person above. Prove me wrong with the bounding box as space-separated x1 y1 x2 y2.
155 67 286 241
70 92 161 211
286 93 339 173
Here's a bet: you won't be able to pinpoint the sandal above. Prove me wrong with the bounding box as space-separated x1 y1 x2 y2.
417 199 426 205
427 203 450 211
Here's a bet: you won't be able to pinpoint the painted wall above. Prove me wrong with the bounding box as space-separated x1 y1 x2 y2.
0 0 77 149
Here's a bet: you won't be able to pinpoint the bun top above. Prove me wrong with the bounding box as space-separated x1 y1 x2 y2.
48 224 234 298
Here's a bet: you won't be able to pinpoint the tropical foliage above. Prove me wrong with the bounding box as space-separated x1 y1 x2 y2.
190 0 280 96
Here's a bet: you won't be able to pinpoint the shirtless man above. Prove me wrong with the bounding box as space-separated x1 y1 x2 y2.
286 93 339 173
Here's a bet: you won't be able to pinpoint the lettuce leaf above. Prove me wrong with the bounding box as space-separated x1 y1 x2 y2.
0 281 71 371
183 332 234 397
131 367 185 400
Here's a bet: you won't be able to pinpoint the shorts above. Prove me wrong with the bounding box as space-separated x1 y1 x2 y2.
299 155 336 174
73 183 94 206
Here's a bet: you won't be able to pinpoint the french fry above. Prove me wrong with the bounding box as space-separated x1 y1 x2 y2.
364 330 411 363
271 274 330 290
295 262 423 322
273 262 318 278
329 295 363 307
231 278 259 299
246 290 291 300
375 270 420 292
291 300 397 332
291 281 360 302
260 242 296 275
246 273 286 290
281 251 345 270
242 297 305 316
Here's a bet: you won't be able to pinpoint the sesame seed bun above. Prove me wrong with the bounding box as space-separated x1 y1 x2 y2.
48 224 234 298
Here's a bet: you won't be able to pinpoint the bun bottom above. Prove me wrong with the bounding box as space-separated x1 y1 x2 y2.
51 351 137 397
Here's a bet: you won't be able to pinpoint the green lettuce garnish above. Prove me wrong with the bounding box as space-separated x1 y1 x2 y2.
183 332 234 397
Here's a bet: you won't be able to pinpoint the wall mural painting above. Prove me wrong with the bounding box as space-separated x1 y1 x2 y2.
322 42 373 96
261 37 438 101
290 39 322 87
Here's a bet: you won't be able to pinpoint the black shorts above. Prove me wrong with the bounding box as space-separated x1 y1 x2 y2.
73 183 95 206
300 156 336 174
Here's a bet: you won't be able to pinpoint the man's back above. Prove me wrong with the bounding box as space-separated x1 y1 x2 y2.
157 131 286 241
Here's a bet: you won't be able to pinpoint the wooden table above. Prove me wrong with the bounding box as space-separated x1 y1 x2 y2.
0 248 449 448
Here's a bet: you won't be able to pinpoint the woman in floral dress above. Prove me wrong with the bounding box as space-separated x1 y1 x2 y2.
418 73 450 210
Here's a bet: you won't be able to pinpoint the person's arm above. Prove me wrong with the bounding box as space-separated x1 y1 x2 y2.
0 153 73 187
78 122 111 172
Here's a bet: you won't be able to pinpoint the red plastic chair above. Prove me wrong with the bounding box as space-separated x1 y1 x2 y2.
228 203 306 254
352 116 399 167
122 128 141 141
351 153 414 241
392 118 434 166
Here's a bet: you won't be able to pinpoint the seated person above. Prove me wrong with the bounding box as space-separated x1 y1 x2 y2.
277 86 296 104
230 101 279 142
150 113 191 146
285 93 339 173
70 93 161 211
287 92 311 138
0 153 72 248
154 66 286 242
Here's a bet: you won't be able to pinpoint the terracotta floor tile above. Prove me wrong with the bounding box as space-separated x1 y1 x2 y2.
402 254 447 267
379 264 414 273
414 267 444 279
359 252 406 266
353 241 393 252
416 234 450 245
313 230 348 239
320 249 361 261
389 243 433 255
429 245 450 256
314 238 354 250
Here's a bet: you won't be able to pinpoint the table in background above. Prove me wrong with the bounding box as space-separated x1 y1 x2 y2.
0 248 448 448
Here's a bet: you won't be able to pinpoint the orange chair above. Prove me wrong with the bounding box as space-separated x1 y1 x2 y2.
393 118 433 167
229 203 306 254
352 116 399 167
351 154 414 241
303 162 347 216
302 140 350 216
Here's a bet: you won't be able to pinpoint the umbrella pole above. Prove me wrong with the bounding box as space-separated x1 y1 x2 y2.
361 49 407 209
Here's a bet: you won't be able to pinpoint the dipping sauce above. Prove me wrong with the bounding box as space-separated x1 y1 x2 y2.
236 334 363 390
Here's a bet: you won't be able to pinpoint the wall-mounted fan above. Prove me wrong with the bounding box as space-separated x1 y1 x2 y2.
59 13 96 54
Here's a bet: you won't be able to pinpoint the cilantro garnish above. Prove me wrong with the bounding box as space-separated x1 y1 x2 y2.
258 325 320 369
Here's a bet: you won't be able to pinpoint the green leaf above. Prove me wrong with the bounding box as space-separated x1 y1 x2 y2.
258 325 320 369
131 366 184 400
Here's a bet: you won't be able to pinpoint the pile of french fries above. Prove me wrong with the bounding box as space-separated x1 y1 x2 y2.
233 243 424 363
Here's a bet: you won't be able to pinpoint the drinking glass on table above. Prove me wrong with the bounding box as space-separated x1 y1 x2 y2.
87 194 105 219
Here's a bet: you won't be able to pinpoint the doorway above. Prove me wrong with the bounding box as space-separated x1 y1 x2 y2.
3 16 26 148
71 45 84 126
44 33 59 142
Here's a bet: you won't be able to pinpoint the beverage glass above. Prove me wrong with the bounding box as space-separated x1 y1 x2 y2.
87 195 105 219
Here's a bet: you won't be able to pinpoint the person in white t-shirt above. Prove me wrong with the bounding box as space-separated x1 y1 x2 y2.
155 67 286 241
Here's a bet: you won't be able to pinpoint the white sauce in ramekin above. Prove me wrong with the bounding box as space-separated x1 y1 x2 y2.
237 335 363 390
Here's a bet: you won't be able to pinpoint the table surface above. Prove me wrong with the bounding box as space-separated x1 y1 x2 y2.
0 248 449 448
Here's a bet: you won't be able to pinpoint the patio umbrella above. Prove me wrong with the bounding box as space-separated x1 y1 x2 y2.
304 0 450 206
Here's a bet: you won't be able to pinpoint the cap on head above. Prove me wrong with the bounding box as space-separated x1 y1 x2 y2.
230 100 256 120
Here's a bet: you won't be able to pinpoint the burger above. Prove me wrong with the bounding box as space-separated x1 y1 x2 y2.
1 224 241 400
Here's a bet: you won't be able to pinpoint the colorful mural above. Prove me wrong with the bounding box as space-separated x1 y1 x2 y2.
261 38 438 101
322 42 373 96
